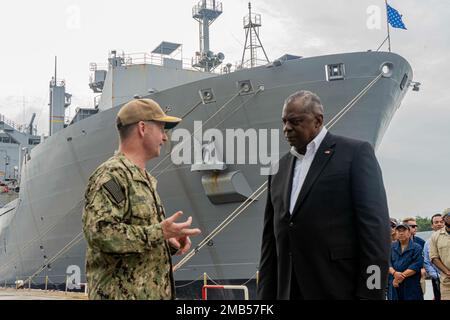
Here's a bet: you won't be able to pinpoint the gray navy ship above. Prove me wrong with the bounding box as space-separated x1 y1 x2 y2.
0 1 415 299
0 113 40 207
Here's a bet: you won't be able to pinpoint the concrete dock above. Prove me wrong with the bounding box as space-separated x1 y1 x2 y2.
0 280 435 300
0 288 87 300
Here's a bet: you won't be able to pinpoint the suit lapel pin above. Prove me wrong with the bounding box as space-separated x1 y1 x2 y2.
324 150 332 155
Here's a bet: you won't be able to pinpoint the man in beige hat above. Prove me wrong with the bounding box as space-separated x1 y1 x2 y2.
82 99 201 300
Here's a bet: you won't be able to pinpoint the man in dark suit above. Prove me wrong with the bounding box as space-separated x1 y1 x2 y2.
258 90 391 300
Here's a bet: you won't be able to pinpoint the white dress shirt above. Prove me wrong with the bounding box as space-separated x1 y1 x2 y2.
289 127 328 214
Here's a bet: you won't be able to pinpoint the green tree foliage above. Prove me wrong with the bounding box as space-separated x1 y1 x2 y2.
416 216 432 232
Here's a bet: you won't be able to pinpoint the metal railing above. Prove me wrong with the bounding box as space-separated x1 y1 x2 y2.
201 272 256 300
90 50 248 75
50 79 66 87
193 0 223 17
202 285 249 300
1 275 88 298
102 51 234 74
121 52 196 70
89 62 108 72
1 271 257 299
0 114 25 132
244 13 261 27
239 58 269 70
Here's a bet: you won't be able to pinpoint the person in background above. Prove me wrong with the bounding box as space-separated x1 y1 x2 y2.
388 223 424 300
429 209 450 300
423 213 444 300
402 217 425 249
402 216 426 296
390 218 399 242
385 217 399 298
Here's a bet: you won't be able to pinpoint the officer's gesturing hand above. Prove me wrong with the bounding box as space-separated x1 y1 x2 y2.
168 236 192 255
161 211 201 240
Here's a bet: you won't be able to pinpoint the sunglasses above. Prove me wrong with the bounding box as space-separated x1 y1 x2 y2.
408 225 418 228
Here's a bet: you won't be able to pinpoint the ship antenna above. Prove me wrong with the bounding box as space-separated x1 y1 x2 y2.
48 56 71 136
191 0 225 72
54 56 57 83
241 2 270 68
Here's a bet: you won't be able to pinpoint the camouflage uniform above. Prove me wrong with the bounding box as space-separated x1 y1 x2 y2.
82 152 176 300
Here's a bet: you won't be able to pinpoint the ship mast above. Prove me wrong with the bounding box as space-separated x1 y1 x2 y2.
192 0 225 72
241 2 270 68
48 57 71 136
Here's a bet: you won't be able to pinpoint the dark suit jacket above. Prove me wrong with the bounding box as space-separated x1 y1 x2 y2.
257 132 391 300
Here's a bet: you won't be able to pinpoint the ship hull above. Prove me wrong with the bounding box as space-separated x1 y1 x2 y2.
0 51 412 298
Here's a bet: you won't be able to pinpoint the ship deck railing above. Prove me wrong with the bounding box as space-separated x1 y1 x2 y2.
123 52 193 69
90 51 241 75
0 114 26 133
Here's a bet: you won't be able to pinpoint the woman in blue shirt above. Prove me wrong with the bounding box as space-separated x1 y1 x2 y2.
388 223 424 300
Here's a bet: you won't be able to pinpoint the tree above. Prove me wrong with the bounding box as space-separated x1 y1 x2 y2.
416 216 432 232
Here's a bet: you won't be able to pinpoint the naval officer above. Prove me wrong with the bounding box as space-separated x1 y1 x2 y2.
82 98 201 299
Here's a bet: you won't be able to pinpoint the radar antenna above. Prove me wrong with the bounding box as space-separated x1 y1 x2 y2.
192 0 225 72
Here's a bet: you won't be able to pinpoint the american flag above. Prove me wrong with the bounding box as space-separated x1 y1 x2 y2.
387 3 407 30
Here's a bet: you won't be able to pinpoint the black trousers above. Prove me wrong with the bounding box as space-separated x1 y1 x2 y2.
289 269 304 300
431 277 441 300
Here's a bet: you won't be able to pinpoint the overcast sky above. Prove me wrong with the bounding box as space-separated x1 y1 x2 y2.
0 0 448 219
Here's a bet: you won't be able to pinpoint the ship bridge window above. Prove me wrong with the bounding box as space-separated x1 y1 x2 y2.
28 138 41 145
0 136 19 144
326 63 345 81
